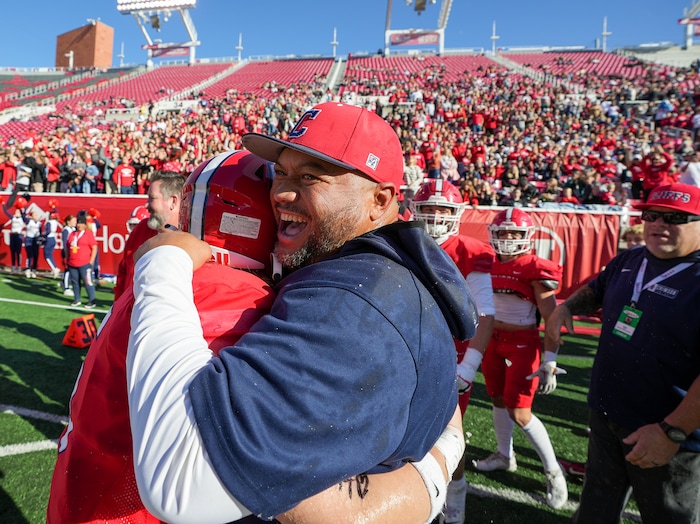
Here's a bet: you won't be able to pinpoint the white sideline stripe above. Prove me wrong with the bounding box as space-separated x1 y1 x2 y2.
467 482 641 521
0 404 69 425
0 297 107 312
0 439 57 457
468 482 576 510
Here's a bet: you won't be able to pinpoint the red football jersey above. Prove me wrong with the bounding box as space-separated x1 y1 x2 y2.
441 234 496 359
491 254 562 305
47 263 275 524
441 235 495 278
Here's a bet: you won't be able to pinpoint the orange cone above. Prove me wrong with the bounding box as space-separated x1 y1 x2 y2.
62 314 98 348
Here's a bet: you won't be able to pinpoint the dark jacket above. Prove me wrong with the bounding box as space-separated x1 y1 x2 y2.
189 221 478 518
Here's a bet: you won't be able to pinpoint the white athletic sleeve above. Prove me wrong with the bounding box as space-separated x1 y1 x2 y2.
465 271 495 317
127 246 251 523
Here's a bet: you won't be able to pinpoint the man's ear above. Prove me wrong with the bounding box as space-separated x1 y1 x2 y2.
370 183 399 222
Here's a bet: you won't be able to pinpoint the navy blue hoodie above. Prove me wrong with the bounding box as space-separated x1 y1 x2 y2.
189 221 478 518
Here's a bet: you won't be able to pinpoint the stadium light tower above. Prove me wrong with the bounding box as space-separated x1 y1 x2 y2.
118 42 126 67
235 33 243 62
601 16 612 53
330 27 339 58
490 21 499 55
116 0 200 65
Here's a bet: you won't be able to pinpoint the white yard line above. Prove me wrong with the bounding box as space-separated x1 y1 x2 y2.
0 404 68 425
469 482 576 510
0 405 66 458
0 297 108 312
468 483 640 520
0 439 58 457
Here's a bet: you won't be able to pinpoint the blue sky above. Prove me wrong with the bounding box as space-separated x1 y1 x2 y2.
0 0 697 68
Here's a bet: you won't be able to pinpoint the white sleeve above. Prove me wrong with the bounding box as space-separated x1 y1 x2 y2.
465 271 495 317
127 246 251 523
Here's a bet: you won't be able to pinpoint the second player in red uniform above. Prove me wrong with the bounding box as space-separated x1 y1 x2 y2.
412 178 496 524
473 207 569 510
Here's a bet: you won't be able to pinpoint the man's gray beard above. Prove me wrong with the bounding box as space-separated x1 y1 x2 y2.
275 207 360 270
147 213 166 230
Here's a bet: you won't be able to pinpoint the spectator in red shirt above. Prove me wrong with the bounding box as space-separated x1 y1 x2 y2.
470 139 487 166
558 186 580 204
66 212 97 308
640 145 674 200
470 107 485 134
452 138 468 174
0 149 17 190
115 158 137 194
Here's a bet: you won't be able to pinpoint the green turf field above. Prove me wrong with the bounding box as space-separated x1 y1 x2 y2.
0 269 640 523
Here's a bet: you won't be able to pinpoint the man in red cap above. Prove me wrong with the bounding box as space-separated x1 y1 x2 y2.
126 103 479 522
548 183 700 523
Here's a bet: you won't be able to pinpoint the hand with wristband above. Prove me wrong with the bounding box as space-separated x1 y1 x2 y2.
456 346 484 396
411 406 465 523
526 351 567 395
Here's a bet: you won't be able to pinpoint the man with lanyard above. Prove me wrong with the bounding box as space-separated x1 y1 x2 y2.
548 182 700 523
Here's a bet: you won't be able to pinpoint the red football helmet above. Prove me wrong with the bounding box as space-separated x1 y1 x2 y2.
488 207 535 256
180 150 276 273
411 179 465 241
127 205 149 233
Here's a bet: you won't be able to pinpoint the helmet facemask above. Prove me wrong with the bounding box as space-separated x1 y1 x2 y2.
413 203 464 244
410 179 465 244
488 208 535 256
489 228 533 255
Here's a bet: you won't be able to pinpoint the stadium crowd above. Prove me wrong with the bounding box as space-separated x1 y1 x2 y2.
2 55 700 220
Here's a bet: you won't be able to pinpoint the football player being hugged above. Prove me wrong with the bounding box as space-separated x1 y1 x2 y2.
411 178 496 524
472 207 569 509
48 150 464 524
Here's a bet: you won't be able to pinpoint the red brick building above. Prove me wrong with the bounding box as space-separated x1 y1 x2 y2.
55 21 114 70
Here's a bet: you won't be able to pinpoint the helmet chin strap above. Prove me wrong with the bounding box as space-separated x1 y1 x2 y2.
427 223 449 239
501 243 520 255
495 238 530 256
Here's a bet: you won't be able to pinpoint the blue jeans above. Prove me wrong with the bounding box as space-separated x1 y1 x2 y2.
68 264 95 303
43 237 57 270
572 410 700 524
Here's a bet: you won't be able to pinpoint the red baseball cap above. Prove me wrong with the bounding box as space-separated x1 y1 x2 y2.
242 102 403 188
634 183 700 215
